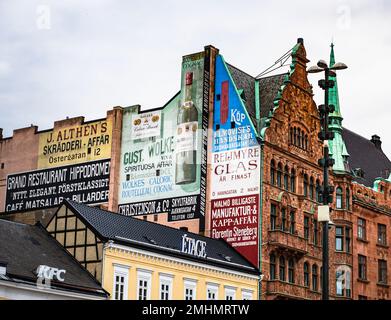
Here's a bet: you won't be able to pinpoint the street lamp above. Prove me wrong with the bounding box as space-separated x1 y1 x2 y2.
307 58 347 300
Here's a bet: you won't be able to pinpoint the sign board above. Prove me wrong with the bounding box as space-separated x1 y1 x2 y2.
36 265 66 282
118 52 206 222
181 234 207 258
210 55 260 267
5 159 110 212
37 119 112 168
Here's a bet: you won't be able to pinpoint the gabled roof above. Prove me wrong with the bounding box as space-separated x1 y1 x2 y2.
342 127 391 187
258 73 287 119
63 200 260 276
225 62 287 132
0 219 107 297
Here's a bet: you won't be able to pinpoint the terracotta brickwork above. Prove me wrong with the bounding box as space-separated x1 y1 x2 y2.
260 40 391 300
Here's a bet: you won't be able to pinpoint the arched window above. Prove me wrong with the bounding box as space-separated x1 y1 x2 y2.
316 179 321 203
270 160 276 185
301 131 305 148
288 259 295 283
303 174 309 197
309 177 314 200
346 188 350 210
304 262 310 287
289 211 295 234
336 187 343 209
312 265 318 291
289 127 293 144
305 135 308 150
279 256 286 281
277 163 282 188
281 208 287 231
270 254 276 280
290 169 296 192
294 127 297 145
284 165 289 191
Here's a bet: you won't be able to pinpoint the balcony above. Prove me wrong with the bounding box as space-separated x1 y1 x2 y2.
267 229 308 257
265 280 321 300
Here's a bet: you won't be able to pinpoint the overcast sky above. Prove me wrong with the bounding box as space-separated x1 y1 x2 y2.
1 0 390 158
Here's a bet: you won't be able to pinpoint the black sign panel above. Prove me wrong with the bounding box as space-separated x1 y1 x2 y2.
118 194 201 222
5 159 111 213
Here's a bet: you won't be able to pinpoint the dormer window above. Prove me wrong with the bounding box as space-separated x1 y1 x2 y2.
353 168 365 178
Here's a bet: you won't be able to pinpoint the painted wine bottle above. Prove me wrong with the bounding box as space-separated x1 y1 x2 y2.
175 72 198 185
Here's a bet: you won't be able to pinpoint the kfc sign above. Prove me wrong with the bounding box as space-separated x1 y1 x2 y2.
36 265 66 282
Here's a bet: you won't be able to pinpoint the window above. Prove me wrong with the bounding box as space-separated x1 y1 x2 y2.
279 256 286 281
304 216 310 240
336 187 343 209
184 279 197 300
335 226 344 251
313 219 319 246
346 188 350 210
303 174 309 197
277 163 283 188
206 283 219 300
270 204 277 231
137 269 152 300
378 224 387 246
281 208 287 231
336 267 351 297
159 274 173 300
270 254 276 280
224 286 236 300
289 211 295 234
288 258 295 284
284 165 289 191
270 160 276 185
242 289 253 300
312 265 318 291
290 169 296 192
358 218 366 240
358 255 367 280
309 177 314 200
316 179 321 203
304 262 309 287
378 260 388 284
113 265 129 300
345 227 351 253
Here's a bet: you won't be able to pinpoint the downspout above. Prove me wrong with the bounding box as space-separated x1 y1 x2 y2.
258 140 265 300
255 79 264 300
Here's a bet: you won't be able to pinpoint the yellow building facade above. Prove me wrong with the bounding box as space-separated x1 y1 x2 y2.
102 243 259 300
46 200 260 300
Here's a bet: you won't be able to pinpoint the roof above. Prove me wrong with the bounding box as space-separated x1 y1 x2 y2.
225 62 287 131
0 219 107 298
342 127 391 187
258 73 287 119
63 200 260 276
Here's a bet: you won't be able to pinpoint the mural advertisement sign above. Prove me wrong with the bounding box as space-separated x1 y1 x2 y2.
118 53 205 222
37 119 112 169
210 55 260 266
5 159 110 212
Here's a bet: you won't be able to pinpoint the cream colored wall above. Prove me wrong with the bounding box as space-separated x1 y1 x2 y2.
102 246 259 300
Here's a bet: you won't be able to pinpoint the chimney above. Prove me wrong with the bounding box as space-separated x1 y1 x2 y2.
297 38 304 44
370 135 382 150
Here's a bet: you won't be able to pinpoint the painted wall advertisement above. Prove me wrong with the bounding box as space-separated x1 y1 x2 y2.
118 53 205 222
38 119 112 168
210 55 260 267
5 119 113 213
5 159 110 212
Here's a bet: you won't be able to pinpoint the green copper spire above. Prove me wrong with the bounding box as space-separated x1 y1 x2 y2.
327 43 350 173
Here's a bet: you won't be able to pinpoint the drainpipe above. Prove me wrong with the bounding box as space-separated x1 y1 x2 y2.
258 139 265 300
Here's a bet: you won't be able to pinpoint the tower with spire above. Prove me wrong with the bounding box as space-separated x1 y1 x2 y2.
328 43 350 174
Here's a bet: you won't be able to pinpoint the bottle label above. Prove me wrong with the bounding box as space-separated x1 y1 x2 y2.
176 121 198 153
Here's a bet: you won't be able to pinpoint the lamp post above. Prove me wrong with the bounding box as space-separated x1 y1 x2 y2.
308 59 347 300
